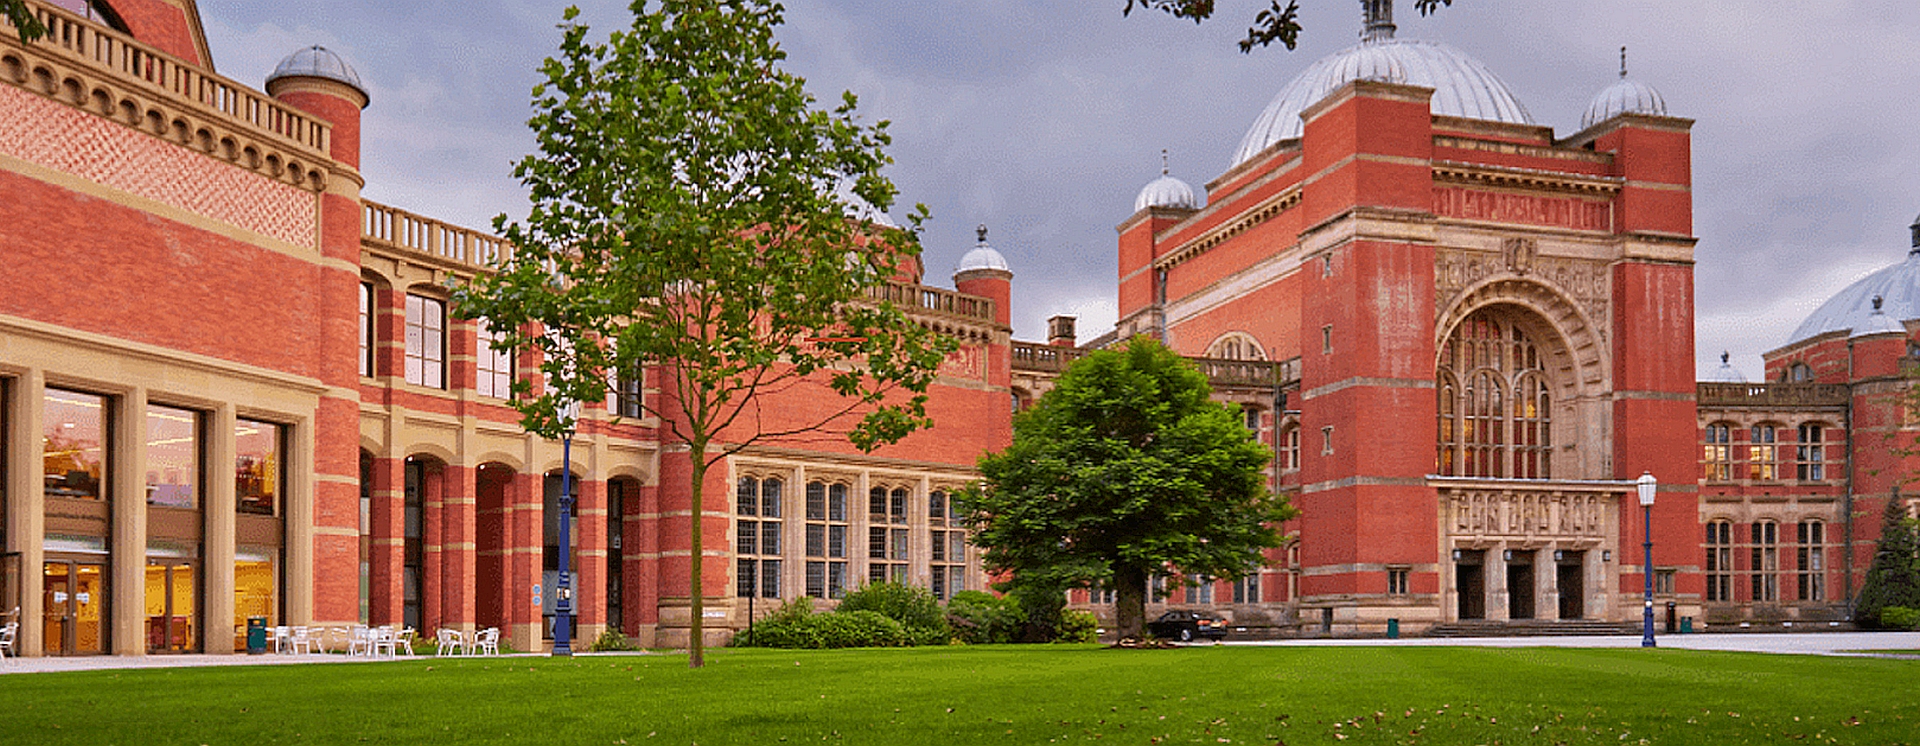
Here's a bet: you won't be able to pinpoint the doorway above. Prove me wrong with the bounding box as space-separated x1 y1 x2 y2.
1455 550 1485 620
146 560 198 653
1556 551 1585 620
43 560 106 655
1506 552 1534 620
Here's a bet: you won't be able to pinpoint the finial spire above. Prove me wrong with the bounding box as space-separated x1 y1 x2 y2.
1362 0 1395 42
1874 295 1886 313
1161 148 1170 176
1620 46 1628 79
976 224 989 244
1721 351 1730 365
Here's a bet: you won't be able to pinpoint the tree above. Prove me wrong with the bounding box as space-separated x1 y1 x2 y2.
5 0 47 43
1855 496 1920 628
1123 0 1455 53
453 0 953 669
959 337 1296 640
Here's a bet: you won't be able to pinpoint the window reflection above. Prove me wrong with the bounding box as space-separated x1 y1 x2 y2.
146 404 200 508
43 389 106 500
236 420 282 516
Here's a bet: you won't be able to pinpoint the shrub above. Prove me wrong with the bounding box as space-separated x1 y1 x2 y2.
732 598 817 648
946 590 1020 644
839 582 950 642
1880 606 1920 631
813 610 906 648
1055 609 1099 644
588 626 638 652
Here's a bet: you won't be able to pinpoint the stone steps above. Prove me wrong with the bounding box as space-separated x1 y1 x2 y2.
1424 619 1638 638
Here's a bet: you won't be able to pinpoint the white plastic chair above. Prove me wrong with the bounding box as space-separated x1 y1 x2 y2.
435 628 461 656
288 626 316 654
371 625 397 658
473 627 500 655
395 627 416 656
272 625 291 654
0 621 18 662
347 625 374 656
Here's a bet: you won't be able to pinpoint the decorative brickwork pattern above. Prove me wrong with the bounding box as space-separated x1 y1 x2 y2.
0 84 315 247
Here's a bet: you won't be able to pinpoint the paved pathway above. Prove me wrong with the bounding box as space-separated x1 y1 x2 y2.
2 633 1914 675
1227 631 1920 657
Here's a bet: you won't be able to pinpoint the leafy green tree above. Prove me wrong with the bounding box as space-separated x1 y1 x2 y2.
453 0 952 669
5 0 47 43
1855 496 1920 628
1123 0 1455 53
960 337 1296 640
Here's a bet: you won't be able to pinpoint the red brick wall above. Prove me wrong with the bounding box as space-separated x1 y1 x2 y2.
101 0 201 65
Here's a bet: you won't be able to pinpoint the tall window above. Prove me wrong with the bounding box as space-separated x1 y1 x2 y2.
1705 520 1732 602
1279 427 1300 472
403 460 426 630
359 282 375 377
475 325 513 399
1797 520 1825 602
612 363 643 419
804 481 850 599
1703 424 1733 481
145 404 201 508
1748 425 1777 480
735 477 782 599
43 389 107 500
929 490 965 600
1796 423 1825 481
235 420 282 515
404 294 447 388
1436 311 1553 478
1750 520 1779 602
1186 575 1214 604
868 486 908 583
1387 568 1409 596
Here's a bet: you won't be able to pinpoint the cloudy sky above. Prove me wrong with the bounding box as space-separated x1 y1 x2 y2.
197 0 1920 379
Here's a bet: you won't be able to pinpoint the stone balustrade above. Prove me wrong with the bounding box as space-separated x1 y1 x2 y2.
362 200 511 270
1696 382 1849 408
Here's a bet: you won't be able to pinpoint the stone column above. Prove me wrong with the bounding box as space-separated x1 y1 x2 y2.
205 404 238 654
111 388 149 655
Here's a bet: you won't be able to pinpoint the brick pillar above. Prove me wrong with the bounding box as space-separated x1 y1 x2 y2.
440 464 476 630
367 457 404 625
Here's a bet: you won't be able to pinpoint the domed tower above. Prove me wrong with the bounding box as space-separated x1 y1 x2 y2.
265 45 371 627
1581 48 1668 130
1116 151 1200 340
953 225 1013 327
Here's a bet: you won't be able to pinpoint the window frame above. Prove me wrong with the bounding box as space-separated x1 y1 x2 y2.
403 293 448 389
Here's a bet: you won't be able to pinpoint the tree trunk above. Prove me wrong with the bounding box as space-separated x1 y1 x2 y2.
687 440 707 668
1113 564 1148 640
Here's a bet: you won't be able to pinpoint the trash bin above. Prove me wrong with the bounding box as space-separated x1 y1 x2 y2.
1680 616 1693 634
1386 618 1400 639
246 617 268 654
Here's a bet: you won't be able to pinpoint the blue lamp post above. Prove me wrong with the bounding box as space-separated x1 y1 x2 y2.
554 399 580 657
1636 471 1658 648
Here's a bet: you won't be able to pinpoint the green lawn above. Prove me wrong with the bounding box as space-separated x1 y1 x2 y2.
2 645 1914 745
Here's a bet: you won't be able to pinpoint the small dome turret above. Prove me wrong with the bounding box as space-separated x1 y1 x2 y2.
1702 351 1747 383
1580 47 1667 129
1851 295 1907 338
1134 150 1199 212
955 224 1011 275
267 45 368 102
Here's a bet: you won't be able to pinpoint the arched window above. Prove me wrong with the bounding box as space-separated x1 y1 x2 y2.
1703 424 1733 481
1436 311 1551 478
1207 332 1267 361
1787 362 1813 382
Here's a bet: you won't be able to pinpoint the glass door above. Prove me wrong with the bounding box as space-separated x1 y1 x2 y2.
43 560 106 655
146 560 198 653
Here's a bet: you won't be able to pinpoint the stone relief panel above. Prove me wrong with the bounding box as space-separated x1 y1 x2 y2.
1435 245 1611 344
1446 489 1614 542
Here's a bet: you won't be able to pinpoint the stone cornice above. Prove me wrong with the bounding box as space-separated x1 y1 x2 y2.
1152 186 1303 270
1432 160 1623 195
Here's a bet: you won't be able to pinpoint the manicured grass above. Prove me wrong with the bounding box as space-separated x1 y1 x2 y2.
2 645 1915 745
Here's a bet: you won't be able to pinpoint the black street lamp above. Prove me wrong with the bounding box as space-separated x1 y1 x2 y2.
1636 471 1658 648
554 399 580 657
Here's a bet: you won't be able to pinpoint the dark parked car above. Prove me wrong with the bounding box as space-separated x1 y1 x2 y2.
1147 610 1228 642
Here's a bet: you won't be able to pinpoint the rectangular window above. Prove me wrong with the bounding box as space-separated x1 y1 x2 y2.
359 282 375 377
1655 569 1676 596
1704 424 1732 482
1748 425 1777 480
145 404 201 508
1321 426 1334 456
235 419 283 516
1233 574 1261 604
1281 428 1300 471
404 294 447 388
1387 568 1409 595
1797 520 1825 601
806 560 826 599
734 477 782 598
43 389 107 500
1749 521 1778 602
1705 520 1732 602
1187 575 1213 605
1321 325 1332 354
613 363 643 418
1796 423 1824 481
1243 406 1260 432
476 325 513 399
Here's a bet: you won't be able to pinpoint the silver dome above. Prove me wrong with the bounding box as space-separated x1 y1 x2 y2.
1135 174 1199 212
1787 254 1920 344
833 180 898 229
1231 38 1534 166
1581 77 1667 129
955 225 1011 274
267 45 368 99
1701 352 1747 383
